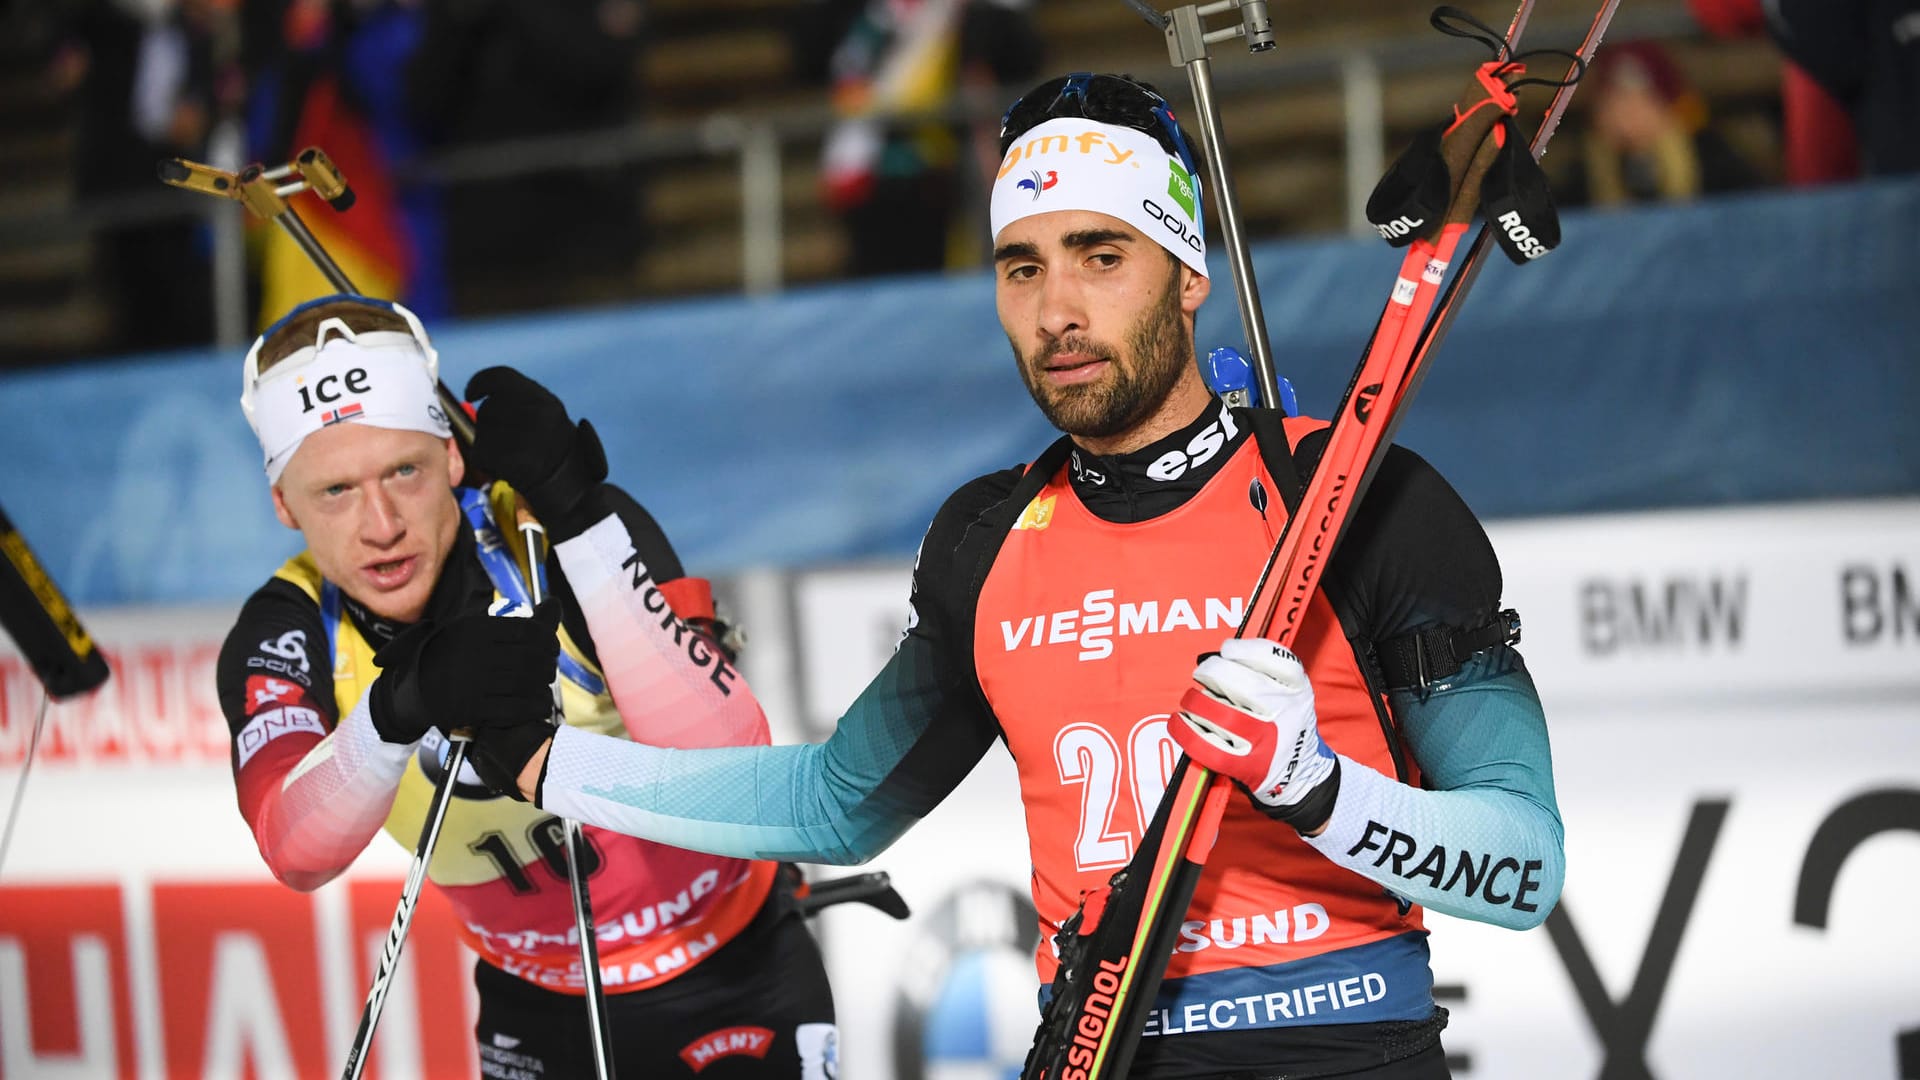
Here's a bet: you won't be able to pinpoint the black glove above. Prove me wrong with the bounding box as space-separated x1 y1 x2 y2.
368 605 560 745
465 712 559 803
463 366 609 541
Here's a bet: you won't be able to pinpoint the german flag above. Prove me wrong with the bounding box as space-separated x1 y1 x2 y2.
257 74 415 323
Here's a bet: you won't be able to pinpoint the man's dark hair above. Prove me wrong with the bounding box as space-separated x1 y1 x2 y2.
999 73 1202 184
256 299 414 374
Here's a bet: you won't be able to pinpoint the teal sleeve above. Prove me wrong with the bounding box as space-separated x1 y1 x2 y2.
1304 646 1566 929
538 628 1000 865
1394 646 1562 823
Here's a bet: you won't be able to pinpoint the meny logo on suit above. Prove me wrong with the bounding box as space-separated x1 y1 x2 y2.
1001 588 1246 661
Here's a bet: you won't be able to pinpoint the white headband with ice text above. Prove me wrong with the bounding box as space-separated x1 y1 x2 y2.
241 317 451 483
990 118 1208 277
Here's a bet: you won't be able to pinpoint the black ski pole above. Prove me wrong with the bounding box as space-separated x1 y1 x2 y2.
340 735 471 1080
515 511 618 1079
0 501 111 878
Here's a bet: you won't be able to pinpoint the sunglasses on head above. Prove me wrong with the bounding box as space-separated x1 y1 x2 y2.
999 72 1203 180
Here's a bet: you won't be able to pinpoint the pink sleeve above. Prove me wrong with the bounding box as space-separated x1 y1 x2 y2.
553 515 771 750
234 693 413 891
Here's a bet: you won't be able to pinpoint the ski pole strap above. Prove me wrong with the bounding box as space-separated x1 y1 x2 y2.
1371 607 1522 695
1366 5 1588 257
1481 115 1561 263
1365 60 1518 246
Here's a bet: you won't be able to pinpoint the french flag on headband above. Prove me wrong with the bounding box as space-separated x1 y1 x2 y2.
321 402 365 426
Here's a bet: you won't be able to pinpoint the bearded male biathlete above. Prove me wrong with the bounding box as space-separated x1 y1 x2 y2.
465 73 1565 1079
216 296 837 1077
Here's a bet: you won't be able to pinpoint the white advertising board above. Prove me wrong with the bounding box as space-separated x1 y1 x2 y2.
0 607 480 1079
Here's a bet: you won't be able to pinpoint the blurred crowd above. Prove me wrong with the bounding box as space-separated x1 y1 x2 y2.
1554 0 1920 207
23 0 660 341
4 0 1914 364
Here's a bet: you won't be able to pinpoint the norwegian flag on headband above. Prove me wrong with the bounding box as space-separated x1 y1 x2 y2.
321 402 366 426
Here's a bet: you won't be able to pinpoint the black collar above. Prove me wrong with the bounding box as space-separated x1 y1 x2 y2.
1066 397 1251 523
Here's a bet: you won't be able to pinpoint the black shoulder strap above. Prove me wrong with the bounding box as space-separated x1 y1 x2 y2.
1238 407 1308 517
965 435 1077 610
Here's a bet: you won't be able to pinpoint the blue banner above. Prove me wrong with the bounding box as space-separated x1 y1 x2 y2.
2 180 1914 607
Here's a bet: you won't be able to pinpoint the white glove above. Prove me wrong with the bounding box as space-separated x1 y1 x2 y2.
1172 638 1341 824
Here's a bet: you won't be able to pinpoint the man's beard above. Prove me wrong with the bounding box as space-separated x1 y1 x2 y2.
1014 262 1189 440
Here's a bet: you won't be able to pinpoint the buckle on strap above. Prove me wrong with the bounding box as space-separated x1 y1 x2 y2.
1377 608 1523 695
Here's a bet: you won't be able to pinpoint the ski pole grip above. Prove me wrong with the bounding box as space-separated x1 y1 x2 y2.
0 502 110 700
1437 71 1515 204
1365 62 1520 248
794 871 912 920
1447 129 1505 225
